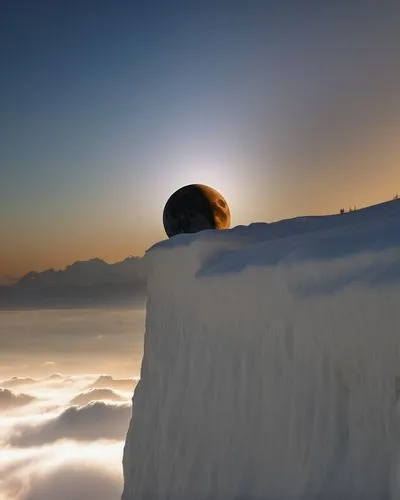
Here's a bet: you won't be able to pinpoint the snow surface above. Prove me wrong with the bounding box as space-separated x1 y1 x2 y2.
122 200 400 500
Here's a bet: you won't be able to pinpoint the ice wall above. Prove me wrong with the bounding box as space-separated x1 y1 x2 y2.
122 201 400 500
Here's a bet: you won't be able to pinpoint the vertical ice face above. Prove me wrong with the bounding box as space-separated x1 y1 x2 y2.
122 201 400 500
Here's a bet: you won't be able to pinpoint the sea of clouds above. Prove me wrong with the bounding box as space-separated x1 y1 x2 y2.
0 372 137 500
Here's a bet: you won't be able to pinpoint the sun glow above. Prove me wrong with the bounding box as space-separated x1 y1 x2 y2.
153 156 245 228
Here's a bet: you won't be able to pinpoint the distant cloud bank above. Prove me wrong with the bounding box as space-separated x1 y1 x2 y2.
0 256 146 309
87 375 137 392
2 377 37 389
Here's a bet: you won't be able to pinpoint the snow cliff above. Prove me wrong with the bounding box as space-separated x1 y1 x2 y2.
123 200 400 500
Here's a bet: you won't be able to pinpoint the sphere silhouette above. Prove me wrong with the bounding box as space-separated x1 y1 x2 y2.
163 184 231 238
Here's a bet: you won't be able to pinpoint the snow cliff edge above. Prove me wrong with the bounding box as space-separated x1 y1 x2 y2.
123 201 400 500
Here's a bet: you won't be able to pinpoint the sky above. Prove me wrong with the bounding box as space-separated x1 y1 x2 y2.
1 0 400 281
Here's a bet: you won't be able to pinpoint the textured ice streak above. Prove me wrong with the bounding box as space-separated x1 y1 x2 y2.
122 200 400 500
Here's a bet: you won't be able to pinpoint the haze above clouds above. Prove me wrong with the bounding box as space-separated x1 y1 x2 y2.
0 308 145 380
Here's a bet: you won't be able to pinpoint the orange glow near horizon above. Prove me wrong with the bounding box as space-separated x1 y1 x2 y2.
3 177 400 282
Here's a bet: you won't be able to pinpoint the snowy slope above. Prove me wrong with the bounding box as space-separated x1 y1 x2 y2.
122 200 400 500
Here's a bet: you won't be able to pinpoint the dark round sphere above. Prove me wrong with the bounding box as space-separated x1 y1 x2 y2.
163 184 231 238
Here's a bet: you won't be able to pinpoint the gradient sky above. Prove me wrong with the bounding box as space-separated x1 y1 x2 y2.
1 0 400 281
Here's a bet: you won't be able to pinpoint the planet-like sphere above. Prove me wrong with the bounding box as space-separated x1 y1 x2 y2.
163 184 231 238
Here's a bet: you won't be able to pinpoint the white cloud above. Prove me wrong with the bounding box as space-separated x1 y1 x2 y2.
70 388 128 406
7 402 131 447
0 389 36 410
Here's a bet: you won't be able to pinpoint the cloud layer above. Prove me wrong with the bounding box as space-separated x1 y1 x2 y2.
0 372 135 500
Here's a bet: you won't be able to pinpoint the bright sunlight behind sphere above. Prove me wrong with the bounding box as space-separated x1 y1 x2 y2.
154 157 246 229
